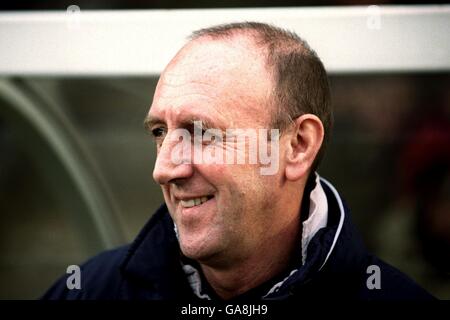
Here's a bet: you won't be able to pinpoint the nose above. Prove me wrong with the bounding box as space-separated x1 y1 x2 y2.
152 133 194 185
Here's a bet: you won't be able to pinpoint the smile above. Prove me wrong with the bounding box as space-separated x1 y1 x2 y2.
180 196 214 208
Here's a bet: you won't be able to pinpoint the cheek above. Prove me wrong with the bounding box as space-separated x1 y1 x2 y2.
196 164 245 207
196 160 270 211
195 163 230 185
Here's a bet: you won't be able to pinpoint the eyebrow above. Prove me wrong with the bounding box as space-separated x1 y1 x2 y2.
143 115 164 133
143 115 221 133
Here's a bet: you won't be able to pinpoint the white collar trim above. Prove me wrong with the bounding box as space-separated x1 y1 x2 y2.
301 172 329 265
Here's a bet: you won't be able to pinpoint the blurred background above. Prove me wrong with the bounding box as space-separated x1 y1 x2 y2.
0 1 449 299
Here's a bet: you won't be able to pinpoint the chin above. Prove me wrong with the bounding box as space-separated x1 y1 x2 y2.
181 247 214 263
179 238 221 263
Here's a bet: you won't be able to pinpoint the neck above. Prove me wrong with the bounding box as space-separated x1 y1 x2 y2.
201 183 305 300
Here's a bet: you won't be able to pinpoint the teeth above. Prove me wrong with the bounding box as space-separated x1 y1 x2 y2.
180 196 210 208
181 199 196 208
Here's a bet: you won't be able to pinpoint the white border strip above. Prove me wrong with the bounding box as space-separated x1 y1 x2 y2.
318 177 345 271
0 5 449 76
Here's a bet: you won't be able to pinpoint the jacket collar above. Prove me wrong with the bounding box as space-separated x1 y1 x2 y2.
264 176 368 299
119 204 193 299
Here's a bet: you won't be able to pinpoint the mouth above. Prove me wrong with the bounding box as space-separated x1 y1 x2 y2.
180 195 214 208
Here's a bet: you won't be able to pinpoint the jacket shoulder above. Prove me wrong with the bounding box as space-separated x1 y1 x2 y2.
41 245 130 300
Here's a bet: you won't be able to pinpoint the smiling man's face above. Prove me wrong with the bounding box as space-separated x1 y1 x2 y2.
147 36 290 266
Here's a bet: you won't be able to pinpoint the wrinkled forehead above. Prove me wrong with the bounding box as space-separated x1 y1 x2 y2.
168 35 270 82
150 37 274 127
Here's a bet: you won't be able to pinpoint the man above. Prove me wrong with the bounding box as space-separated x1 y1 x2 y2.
43 22 432 300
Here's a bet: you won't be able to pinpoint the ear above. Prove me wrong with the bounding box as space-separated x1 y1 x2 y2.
285 114 324 181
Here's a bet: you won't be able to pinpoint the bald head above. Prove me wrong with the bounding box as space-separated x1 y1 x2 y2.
150 22 332 170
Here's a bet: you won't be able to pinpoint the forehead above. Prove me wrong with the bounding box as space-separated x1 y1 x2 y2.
149 37 273 128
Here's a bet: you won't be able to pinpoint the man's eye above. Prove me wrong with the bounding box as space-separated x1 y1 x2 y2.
151 127 166 138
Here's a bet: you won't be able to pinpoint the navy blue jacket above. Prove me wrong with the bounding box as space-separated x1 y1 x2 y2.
42 178 434 300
